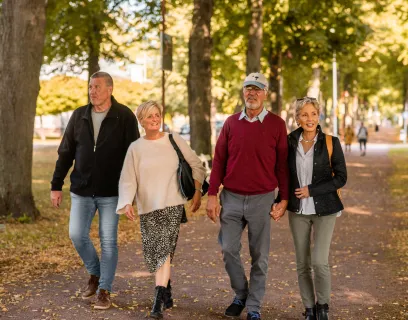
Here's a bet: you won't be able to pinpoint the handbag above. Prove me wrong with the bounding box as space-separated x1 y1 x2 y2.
326 135 342 199
169 134 209 222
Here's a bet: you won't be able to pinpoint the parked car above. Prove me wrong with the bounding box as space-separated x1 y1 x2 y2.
215 120 224 137
179 124 190 135
179 120 224 136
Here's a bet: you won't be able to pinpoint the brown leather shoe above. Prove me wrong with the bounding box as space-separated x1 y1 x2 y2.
94 289 111 310
81 275 99 300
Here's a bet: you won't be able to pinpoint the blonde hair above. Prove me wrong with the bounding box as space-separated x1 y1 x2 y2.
136 100 163 123
294 97 320 122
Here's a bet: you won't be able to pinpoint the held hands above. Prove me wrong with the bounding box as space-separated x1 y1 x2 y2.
206 195 221 223
270 200 288 222
190 190 202 213
295 186 310 199
124 204 136 221
50 191 63 208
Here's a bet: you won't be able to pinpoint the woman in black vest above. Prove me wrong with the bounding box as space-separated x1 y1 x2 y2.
273 97 347 320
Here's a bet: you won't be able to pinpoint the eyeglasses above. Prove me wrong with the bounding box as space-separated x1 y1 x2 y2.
296 96 317 101
243 86 264 94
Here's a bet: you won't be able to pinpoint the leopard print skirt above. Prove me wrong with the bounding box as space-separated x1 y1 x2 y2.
139 205 184 273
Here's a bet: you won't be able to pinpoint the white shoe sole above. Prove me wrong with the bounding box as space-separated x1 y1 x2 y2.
93 304 111 310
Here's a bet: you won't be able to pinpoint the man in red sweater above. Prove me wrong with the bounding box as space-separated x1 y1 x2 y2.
206 72 289 320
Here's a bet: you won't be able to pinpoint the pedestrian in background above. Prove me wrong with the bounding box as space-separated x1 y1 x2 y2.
344 125 354 152
357 121 368 156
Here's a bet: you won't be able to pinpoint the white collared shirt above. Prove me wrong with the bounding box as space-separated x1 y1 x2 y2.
239 107 268 123
296 133 318 215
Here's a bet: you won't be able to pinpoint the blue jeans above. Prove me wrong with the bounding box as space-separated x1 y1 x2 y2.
69 192 119 292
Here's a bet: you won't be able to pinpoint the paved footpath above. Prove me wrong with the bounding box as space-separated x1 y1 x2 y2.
4 132 408 319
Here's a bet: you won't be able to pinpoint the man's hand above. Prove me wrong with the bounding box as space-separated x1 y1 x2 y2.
270 200 288 222
50 191 63 208
206 195 221 223
124 204 136 221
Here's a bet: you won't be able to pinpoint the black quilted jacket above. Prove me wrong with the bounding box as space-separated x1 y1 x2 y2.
287 126 347 216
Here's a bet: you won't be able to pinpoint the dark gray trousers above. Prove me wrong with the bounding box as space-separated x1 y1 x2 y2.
218 189 275 313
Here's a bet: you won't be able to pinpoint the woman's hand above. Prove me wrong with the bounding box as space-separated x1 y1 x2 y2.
190 190 202 213
124 204 136 221
270 200 288 222
295 186 310 199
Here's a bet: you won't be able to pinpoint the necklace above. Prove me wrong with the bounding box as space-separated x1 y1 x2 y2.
301 133 317 143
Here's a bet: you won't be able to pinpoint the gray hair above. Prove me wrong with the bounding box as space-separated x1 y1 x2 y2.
136 100 163 123
90 71 113 88
294 97 320 120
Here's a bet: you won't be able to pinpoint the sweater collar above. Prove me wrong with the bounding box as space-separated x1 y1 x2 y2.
82 96 120 121
239 107 268 123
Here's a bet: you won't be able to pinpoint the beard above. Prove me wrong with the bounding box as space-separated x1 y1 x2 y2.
245 100 261 110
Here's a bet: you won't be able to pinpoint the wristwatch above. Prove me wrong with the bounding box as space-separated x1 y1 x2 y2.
195 188 203 193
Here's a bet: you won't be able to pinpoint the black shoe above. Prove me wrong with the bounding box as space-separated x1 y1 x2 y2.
247 311 261 320
150 286 166 319
163 279 173 309
225 297 246 317
316 303 329 320
303 306 317 320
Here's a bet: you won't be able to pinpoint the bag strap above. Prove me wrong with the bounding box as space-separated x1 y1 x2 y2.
169 134 185 162
326 134 333 167
326 134 342 199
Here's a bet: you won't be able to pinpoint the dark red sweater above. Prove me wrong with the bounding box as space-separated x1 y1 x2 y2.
208 111 289 199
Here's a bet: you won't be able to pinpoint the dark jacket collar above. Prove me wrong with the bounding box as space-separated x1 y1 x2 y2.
82 96 120 121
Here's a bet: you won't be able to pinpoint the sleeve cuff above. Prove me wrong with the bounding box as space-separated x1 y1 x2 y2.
51 183 63 191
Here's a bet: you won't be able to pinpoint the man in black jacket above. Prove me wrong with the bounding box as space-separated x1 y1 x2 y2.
50 71 139 309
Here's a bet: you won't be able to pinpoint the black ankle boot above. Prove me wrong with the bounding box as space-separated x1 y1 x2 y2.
303 306 316 320
163 280 173 309
316 303 329 320
150 286 166 319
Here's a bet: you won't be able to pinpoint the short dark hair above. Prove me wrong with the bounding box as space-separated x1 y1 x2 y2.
90 71 113 87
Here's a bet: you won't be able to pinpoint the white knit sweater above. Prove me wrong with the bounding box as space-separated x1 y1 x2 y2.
116 132 206 215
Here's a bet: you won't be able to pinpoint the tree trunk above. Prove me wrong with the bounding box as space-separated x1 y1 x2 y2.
87 18 101 91
342 73 353 135
234 0 263 114
307 65 321 98
404 69 408 114
188 0 213 159
0 0 46 219
246 0 263 74
268 44 282 115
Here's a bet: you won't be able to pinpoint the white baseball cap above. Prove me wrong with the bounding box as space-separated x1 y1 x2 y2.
243 72 268 89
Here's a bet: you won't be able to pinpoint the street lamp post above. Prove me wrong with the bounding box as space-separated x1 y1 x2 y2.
332 51 338 137
404 101 408 144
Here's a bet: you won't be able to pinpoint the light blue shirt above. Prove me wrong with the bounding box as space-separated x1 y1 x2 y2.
239 107 268 123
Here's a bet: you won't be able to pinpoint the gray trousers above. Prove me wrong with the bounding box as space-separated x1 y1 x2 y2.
218 189 275 313
288 211 337 307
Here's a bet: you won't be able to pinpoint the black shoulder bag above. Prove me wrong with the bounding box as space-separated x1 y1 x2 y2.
168 134 209 223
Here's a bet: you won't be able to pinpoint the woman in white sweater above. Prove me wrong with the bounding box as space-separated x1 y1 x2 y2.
116 100 206 319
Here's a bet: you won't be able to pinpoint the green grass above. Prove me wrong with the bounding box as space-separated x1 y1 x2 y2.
0 146 207 286
388 148 408 274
